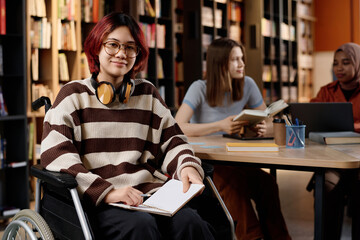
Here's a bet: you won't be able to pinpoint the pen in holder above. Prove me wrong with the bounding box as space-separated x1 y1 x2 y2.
285 125 306 148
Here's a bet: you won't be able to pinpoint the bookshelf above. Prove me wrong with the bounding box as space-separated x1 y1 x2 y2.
297 0 315 102
244 0 298 104
26 0 82 192
182 0 245 96
101 0 176 111
182 0 228 90
0 0 28 219
174 0 185 108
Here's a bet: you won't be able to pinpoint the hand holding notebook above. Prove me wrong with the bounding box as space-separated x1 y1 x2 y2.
109 179 204 217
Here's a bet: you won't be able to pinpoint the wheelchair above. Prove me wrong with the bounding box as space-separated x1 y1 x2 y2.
2 96 235 240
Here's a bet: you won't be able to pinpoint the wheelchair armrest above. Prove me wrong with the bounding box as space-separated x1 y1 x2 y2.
202 162 214 178
31 164 78 189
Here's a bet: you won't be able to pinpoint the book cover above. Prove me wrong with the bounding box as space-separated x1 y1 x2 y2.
309 131 360 145
0 0 6 35
233 99 288 125
226 142 279 152
110 179 204 217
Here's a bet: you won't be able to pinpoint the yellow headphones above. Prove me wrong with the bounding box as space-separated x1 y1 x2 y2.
90 73 133 105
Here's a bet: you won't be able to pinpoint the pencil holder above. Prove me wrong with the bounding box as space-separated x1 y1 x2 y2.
285 125 306 148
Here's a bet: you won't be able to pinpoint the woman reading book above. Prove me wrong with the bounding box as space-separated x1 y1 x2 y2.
310 42 360 239
175 38 291 240
40 12 214 240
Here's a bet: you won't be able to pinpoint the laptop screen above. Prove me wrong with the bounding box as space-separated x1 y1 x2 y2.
285 102 354 137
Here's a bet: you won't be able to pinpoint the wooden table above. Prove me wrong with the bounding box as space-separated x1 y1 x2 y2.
188 135 360 240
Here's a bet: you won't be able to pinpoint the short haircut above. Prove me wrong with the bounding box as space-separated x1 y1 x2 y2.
205 38 245 107
84 12 149 78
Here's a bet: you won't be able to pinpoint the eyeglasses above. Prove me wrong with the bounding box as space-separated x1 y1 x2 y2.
103 41 140 58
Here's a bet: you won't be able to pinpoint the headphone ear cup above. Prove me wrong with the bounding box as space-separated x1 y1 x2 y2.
119 81 132 103
97 83 116 105
91 74 116 105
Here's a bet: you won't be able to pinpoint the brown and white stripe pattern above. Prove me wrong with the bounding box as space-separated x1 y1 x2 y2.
40 78 204 206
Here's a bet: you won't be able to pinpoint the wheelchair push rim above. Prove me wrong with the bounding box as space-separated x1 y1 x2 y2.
2 209 54 240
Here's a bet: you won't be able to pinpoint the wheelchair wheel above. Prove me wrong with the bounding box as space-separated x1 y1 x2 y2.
2 209 54 240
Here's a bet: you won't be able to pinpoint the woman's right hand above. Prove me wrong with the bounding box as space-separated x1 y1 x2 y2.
219 115 247 135
104 186 144 206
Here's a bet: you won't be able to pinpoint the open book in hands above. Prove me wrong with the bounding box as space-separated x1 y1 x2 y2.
109 179 204 217
233 99 289 125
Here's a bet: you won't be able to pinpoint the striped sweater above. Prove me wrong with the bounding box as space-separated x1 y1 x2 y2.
40 78 204 206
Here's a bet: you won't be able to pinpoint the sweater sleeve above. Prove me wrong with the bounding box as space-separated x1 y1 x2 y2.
157 108 204 181
40 86 114 206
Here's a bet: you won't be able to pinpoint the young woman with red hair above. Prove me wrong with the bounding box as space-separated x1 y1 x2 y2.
40 12 214 240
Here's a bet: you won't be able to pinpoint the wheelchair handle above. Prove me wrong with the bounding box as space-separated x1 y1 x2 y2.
32 96 52 113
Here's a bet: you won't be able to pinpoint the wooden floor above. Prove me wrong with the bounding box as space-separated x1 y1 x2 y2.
277 169 351 240
0 170 353 239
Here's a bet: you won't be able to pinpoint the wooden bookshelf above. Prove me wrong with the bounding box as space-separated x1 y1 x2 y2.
244 0 298 104
26 0 82 193
297 0 315 102
182 0 245 93
0 0 29 219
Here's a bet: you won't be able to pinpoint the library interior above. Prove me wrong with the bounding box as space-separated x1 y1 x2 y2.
1 0 360 239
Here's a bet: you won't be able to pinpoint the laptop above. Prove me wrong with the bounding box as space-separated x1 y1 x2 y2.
285 102 354 137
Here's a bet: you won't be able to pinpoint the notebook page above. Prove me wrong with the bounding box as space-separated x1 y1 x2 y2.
143 179 204 214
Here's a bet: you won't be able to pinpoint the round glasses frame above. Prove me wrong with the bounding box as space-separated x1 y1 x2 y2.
103 41 140 58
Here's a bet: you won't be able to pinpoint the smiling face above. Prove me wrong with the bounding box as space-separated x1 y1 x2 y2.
228 46 245 79
98 26 137 87
333 50 357 89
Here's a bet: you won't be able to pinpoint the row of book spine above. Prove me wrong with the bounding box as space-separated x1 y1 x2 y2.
261 18 296 41
138 0 162 18
82 0 105 23
139 23 166 49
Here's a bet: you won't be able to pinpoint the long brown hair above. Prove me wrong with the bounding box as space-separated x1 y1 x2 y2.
205 38 245 107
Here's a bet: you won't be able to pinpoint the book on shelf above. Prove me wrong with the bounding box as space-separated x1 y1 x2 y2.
202 6 214 27
29 0 46 17
157 54 164 79
0 135 6 169
92 0 99 22
0 0 6 35
233 99 289 125
156 24 166 49
31 48 39 81
158 85 165 101
309 131 360 145
28 122 34 160
80 52 91 79
229 23 241 43
0 44 3 76
145 0 156 17
58 0 76 20
0 85 8 116
7 161 27 168
226 142 279 152
58 53 70 81
110 179 204 217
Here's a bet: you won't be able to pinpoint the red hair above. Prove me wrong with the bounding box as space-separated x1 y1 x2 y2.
84 12 149 78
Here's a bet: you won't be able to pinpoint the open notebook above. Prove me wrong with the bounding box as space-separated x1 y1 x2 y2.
109 179 204 217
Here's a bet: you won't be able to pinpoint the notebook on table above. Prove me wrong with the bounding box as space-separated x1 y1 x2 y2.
286 102 354 137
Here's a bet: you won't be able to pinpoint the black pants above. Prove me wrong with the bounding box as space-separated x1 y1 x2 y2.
90 204 215 240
